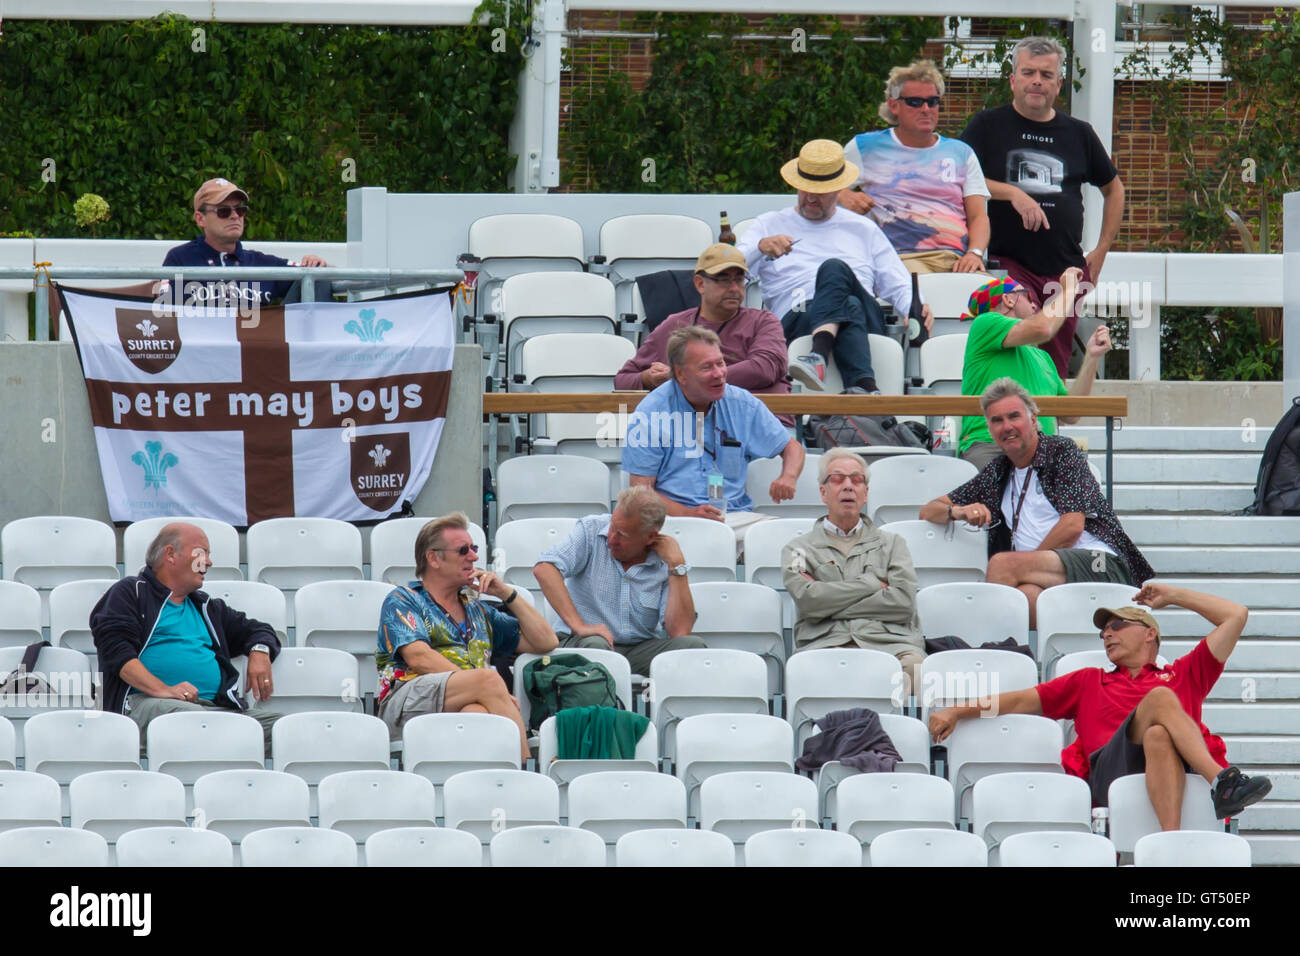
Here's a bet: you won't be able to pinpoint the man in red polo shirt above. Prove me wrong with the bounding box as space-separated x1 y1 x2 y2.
930 583 1272 828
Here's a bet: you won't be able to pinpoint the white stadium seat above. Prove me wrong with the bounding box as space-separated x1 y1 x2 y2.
0 717 13 769
699 771 819 857
0 646 95 761
0 581 42 650
48 579 116 673
251 645 362 715
369 518 487 586
498 272 618 381
599 214 714 317
239 825 357 867
496 455 612 523
674 714 793 818
917 272 995 319
115 826 233 867
877 519 987 588
918 332 969 394
294 580 394 700
317 770 437 862
660 517 737 582
744 827 861 868
999 830 1117 867
271 712 390 814
786 648 904 752
745 453 825 519
123 516 242 580
869 827 988 867
1035 582 1143 677
971 771 1092 863
1 516 118 625
866 455 979 526
364 826 483 867
1133 830 1251 867
246 518 363 626
944 714 1064 821
517 332 634 393
689 582 785 696
146 710 264 811
615 827 735 867
0 770 61 832
191 769 311 845
201 580 289 645
537 717 657 813
24 710 140 815
742 517 815 631
70 769 187 844
916 582 1030 651
490 824 607 867
491 517 578 596
919 647 1039 712
0 826 109 867
835 773 955 864
1107 774 1223 855
401 712 522 817
650 648 769 761
442 768 560 844
566 770 686 853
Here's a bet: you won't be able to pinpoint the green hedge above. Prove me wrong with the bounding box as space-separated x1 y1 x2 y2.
0 4 526 242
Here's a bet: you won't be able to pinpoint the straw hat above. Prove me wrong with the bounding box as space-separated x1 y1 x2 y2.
780 139 860 193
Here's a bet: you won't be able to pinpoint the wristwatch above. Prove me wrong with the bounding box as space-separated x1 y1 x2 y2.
671 564 690 577
967 247 986 261
250 643 271 655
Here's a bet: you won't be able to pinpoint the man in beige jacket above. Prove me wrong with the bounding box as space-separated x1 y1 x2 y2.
782 449 927 698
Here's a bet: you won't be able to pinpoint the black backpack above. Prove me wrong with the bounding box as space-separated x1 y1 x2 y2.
1245 397 1300 515
808 387 932 452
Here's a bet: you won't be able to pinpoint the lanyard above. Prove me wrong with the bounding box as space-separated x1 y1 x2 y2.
1008 466 1035 547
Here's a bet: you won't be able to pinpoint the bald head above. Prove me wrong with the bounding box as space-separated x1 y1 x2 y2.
146 523 194 571
146 522 213 599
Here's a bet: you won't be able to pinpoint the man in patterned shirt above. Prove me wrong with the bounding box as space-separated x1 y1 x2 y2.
919 377 1152 627
533 487 705 675
375 512 557 757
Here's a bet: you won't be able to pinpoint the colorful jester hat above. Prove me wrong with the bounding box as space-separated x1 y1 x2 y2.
962 277 1025 320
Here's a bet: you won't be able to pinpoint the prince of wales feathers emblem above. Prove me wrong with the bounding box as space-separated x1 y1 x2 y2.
131 441 178 490
344 308 392 343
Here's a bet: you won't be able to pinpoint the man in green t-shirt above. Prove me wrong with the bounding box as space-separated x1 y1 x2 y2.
959 267 1110 470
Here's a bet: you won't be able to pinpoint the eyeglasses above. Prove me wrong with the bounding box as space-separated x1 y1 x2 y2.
433 543 479 557
204 204 250 219
1099 619 1143 640
899 96 942 108
823 472 867 486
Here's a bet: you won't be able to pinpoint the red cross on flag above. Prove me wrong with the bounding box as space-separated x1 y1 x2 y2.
61 285 455 526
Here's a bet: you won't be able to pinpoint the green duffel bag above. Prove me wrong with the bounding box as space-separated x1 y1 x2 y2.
521 653 621 732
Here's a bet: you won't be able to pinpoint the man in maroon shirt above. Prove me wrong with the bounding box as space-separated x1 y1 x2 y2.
930 583 1271 828
615 244 792 424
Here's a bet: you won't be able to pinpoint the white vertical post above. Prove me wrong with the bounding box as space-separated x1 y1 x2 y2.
508 0 564 193
1284 192 1300 407
1072 0 1119 255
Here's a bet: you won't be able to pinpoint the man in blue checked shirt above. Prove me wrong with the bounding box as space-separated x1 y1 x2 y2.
534 487 706 675
621 325 805 551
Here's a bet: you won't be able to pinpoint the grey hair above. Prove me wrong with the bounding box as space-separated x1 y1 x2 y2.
615 486 667 534
878 59 947 124
145 525 186 570
414 511 469 576
665 325 722 371
1010 36 1067 77
980 376 1040 417
818 448 870 484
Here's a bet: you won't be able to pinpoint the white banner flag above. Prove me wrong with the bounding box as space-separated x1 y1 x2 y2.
62 286 455 526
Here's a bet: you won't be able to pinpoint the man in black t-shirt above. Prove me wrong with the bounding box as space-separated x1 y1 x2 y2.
961 37 1124 377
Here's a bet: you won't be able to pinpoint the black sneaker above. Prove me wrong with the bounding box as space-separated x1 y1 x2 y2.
1210 766 1272 819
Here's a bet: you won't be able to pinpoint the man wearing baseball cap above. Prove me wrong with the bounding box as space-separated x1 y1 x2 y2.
736 139 931 393
614 243 792 424
161 177 329 306
930 582 1272 827
958 264 1111 470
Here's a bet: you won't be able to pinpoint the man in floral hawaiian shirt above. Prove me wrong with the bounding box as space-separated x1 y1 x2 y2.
375 511 557 758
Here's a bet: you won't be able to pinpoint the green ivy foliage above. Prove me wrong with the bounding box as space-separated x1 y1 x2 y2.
566 13 940 192
0 4 525 241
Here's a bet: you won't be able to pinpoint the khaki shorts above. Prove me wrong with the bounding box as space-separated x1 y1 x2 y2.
378 671 452 739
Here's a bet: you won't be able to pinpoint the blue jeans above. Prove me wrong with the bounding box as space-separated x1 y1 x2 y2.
780 258 888 387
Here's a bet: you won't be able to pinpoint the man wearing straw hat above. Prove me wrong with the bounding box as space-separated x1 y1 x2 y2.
737 139 931 394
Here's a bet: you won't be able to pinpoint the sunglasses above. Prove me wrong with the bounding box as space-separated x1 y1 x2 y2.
1099 619 1143 640
434 543 479 557
823 472 867 486
700 272 748 287
900 96 942 108
204 204 250 219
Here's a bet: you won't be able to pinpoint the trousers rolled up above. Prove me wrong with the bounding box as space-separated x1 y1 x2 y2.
780 258 889 387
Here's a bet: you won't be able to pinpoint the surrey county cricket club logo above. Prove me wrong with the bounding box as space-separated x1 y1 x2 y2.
345 308 392 343
351 432 410 512
116 308 181 373
132 441 178 491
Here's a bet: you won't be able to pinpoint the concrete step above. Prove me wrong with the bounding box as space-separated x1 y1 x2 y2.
1090 453 1260 484
1220 735 1300 764
1064 425 1272 453
1163 641 1299 670
1242 834 1300 866
1202 703 1300 733
1236 769 1300 800
1124 516 1300 546
1144 546 1300 574
1154 609 1300 639
1112 484 1255 514
1208 673 1300 701
1157 578 1300 609
1237 800 1300 831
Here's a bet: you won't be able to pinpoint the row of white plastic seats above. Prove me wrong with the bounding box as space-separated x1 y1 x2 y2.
0 821 1249 867
0 515 489 594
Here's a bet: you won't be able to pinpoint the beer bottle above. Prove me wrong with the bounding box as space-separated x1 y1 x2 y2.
908 271 929 347
718 211 736 246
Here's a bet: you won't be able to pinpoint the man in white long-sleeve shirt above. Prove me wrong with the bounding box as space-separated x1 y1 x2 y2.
737 139 932 393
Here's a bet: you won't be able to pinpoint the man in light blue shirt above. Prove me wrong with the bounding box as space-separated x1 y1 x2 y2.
621 326 805 547
534 487 705 675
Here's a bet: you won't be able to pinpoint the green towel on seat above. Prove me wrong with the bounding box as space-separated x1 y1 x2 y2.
555 705 650 760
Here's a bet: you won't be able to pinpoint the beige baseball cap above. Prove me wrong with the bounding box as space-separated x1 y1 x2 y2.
1092 605 1160 637
193 177 249 211
695 243 748 276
